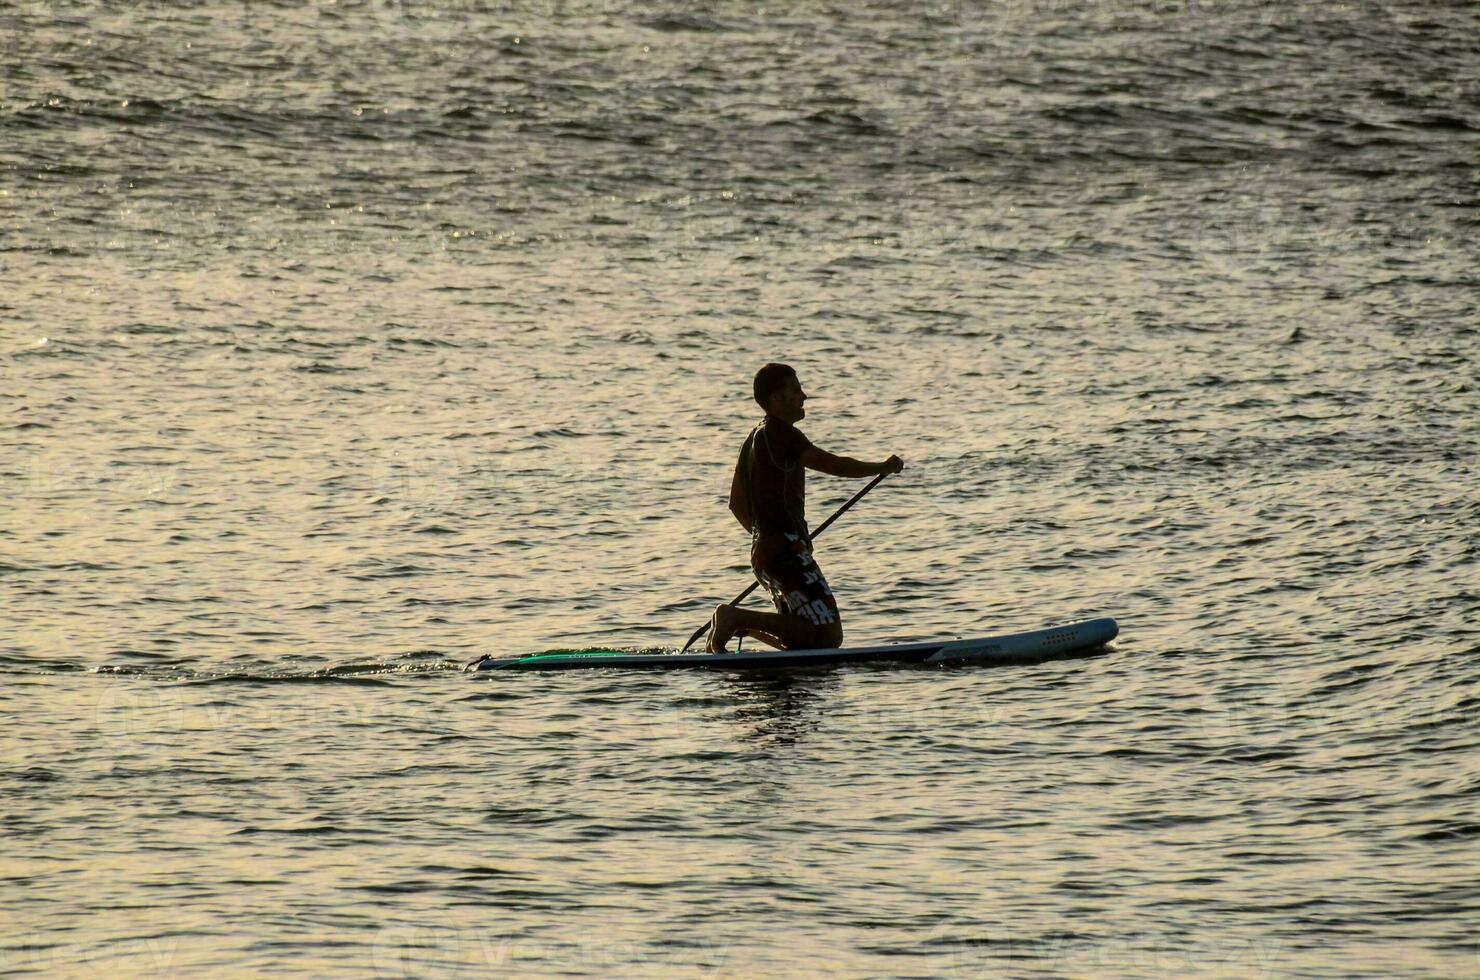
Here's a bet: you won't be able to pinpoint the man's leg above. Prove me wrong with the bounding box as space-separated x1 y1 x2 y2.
708 604 842 653
713 533 842 653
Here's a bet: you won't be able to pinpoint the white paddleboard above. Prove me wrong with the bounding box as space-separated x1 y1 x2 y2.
471 617 1118 671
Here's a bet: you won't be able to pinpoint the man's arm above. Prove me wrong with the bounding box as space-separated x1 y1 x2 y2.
728 453 754 532
800 446 905 478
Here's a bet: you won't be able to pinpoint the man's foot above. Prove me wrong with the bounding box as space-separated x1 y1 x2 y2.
707 604 740 653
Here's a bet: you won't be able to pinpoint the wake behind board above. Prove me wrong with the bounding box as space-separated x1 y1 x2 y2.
471 617 1117 672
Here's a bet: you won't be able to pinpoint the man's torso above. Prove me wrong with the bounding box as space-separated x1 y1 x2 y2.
742 417 811 544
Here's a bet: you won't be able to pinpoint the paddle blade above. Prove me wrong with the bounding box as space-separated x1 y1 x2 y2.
678 620 711 653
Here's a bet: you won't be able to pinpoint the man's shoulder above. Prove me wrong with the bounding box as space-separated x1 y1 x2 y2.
764 418 811 456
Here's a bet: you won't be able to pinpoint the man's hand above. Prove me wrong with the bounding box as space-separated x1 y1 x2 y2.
881 454 904 475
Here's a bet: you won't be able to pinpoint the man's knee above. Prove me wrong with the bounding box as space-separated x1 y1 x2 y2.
813 619 843 649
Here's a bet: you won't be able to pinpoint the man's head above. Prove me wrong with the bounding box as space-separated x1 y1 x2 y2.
753 362 806 422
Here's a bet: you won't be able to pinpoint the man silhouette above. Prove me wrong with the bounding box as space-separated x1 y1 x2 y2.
708 363 904 652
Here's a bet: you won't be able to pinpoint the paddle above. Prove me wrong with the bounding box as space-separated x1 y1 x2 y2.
677 471 891 653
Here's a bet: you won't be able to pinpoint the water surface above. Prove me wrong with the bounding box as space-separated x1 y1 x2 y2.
3 0 1477 974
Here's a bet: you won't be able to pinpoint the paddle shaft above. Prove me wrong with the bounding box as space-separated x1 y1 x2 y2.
678 471 890 652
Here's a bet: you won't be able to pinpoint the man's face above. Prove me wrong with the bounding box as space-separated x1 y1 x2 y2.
771 375 807 423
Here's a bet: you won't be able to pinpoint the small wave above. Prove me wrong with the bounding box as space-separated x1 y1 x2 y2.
86 660 468 684
233 823 359 837
0 767 63 783
638 14 729 33
343 562 434 580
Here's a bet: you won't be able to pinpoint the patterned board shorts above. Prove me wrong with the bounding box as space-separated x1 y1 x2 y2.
752 532 839 626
